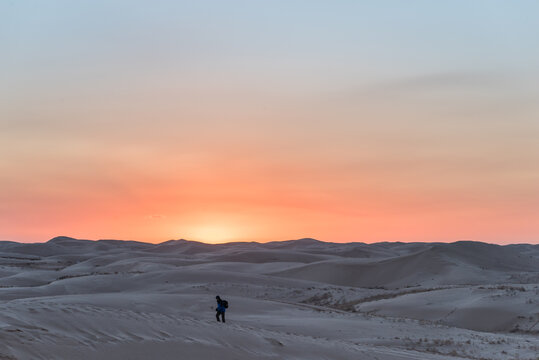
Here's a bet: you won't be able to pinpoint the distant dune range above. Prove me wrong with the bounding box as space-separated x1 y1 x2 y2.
0 237 537 359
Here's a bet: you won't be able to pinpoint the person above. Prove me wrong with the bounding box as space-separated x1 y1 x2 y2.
215 295 226 323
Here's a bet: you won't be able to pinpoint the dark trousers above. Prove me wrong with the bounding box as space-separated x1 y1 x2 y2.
216 310 225 322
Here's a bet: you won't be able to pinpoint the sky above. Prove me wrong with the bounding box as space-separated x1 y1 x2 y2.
1 1 539 244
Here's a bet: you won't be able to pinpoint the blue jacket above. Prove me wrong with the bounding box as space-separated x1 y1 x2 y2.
217 301 226 312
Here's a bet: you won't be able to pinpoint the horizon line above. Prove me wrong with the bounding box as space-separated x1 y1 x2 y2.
1 235 537 246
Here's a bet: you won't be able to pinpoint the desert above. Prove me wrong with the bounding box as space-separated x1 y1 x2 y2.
0 237 537 360
4 1 539 359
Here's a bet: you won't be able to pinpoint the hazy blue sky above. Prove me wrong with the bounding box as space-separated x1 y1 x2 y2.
2 1 539 243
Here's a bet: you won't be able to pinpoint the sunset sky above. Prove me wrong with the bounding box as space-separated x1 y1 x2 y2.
1 1 539 244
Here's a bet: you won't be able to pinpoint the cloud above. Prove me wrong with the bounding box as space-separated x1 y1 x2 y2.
359 71 513 98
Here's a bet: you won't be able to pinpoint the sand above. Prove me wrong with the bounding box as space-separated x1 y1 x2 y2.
0 237 537 359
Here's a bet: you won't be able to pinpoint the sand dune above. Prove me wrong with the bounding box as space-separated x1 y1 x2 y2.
0 237 537 359
272 242 539 288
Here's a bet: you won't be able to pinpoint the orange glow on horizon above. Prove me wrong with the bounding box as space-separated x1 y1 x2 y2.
1 138 538 245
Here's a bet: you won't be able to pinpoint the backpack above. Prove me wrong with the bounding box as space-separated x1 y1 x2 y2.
222 300 229 309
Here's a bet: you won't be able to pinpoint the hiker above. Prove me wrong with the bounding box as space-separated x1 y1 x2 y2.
215 295 227 323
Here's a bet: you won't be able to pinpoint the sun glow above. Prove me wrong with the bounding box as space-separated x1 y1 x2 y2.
186 224 243 244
